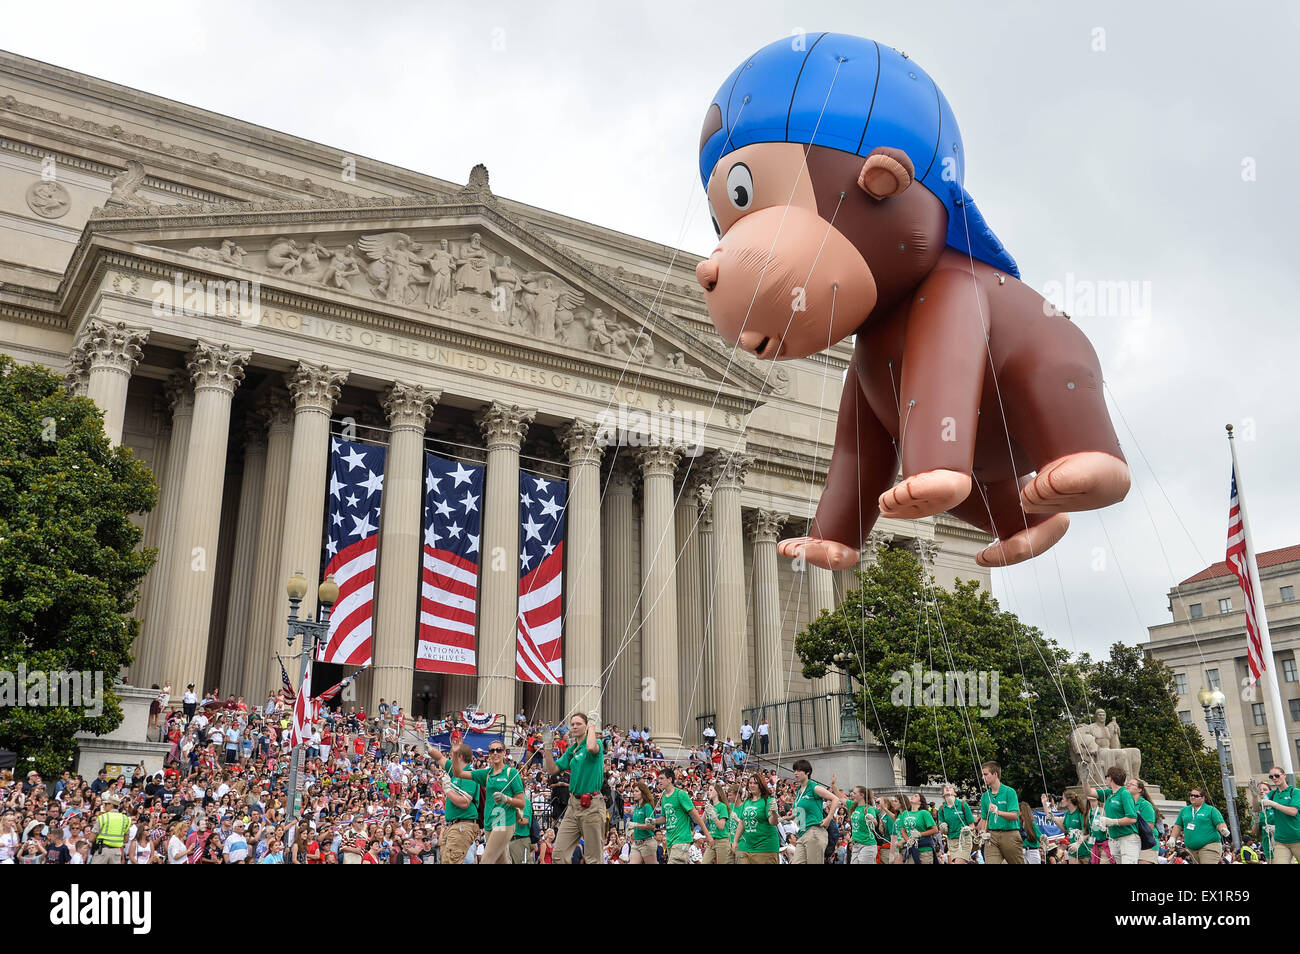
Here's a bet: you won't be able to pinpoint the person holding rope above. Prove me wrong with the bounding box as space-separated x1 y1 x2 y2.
731 771 781 864
449 738 523 864
834 781 880 865
626 780 658 864
977 761 1024 864
657 767 713 864
433 742 480 865
542 709 605 865
936 783 975 863
701 783 732 864
785 758 839 864
1095 766 1140 864
1061 790 1090 864
1170 786 1231 865
1126 777 1158 864
1259 765 1300 864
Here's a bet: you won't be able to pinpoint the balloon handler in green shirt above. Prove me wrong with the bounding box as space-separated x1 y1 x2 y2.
1169 786 1232 865
543 709 607 864
782 759 840 865
1259 764 1300 864
656 767 713 864
446 736 525 864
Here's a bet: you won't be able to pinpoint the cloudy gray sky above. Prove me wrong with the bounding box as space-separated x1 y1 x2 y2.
8 0 1299 660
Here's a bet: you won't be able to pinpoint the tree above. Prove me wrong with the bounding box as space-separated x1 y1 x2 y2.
1084 642 1220 803
0 355 156 774
796 546 1087 795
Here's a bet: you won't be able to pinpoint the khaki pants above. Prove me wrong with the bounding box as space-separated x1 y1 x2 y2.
984 830 1024 864
1190 844 1222 864
949 827 974 862
91 846 123 864
793 825 827 864
631 840 657 863
667 843 692 864
441 820 479 865
850 843 878 864
482 824 513 864
878 846 894 864
554 793 606 864
903 847 935 864
1271 841 1299 864
737 850 778 864
702 840 733 864
509 837 531 865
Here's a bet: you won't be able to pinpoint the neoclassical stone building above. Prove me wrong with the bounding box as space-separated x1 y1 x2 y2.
0 51 992 750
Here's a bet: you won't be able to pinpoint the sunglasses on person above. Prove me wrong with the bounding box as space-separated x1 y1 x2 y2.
1268 773 1283 780
488 747 505 754
1190 792 1203 798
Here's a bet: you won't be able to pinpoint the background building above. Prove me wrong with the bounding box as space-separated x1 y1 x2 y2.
0 50 992 757
1145 544 1300 782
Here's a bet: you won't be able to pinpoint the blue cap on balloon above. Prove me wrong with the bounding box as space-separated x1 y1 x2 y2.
699 33 1019 279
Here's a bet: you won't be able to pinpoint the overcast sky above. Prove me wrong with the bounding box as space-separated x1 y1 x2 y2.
7 0 1299 663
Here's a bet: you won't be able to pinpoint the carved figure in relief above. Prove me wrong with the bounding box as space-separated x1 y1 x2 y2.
298 239 334 281
106 160 148 208
266 237 305 276
187 239 247 267
584 307 615 354
454 233 494 295
27 180 70 218
357 233 424 305
519 272 584 341
320 245 362 290
492 255 524 324
423 238 455 309
629 329 655 365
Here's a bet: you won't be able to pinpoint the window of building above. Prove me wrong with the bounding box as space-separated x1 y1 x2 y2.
1206 668 1221 691
1174 672 1188 696
1290 698 1300 723
1282 585 1296 603
1219 597 1232 614
1284 658 1298 684
1252 702 1267 726
1258 742 1273 774
1189 603 1203 619
1178 710 1193 725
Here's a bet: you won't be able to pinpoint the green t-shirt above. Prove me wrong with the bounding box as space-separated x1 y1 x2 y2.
726 805 740 841
631 803 655 843
1022 820 1041 849
738 797 779 854
1135 796 1156 826
556 738 604 796
980 784 1019 831
661 788 697 847
1062 809 1088 859
441 761 480 824
937 800 973 835
1104 787 1138 839
707 802 730 839
471 765 524 831
897 810 936 851
1265 786 1300 844
513 796 532 839
850 804 878 846
794 780 825 834
1176 803 1226 851
878 812 896 839
1089 805 1108 844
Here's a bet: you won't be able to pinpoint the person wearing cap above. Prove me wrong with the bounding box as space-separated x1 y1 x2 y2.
543 709 605 865
1259 765 1300 864
90 794 130 864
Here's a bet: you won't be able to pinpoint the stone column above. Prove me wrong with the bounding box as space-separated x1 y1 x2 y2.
808 561 839 748
134 379 192 687
371 383 439 711
79 319 149 446
674 476 705 737
696 486 716 723
243 391 295 702
558 421 604 717
601 458 639 730
708 450 751 743
159 342 250 690
748 509 787 708
217 428 267 697
476 403 533 719
638 443 683 750
277 362 348 621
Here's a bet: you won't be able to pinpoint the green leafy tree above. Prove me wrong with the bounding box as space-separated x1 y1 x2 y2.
796 546 1086 795
1084 642 1220 803
0 355 156 774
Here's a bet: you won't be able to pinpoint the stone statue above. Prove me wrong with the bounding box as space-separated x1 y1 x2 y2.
187 239 247 267
629 328 654 364
27 180 70 218
106 159 148 208
266 237 304 276
584 307 615 354
492 255 524 324
1068 708 1142 789
520 271 583 340
357 232 424 304
454 232 494 295
422 239 455 310
320 244 362 290
298 239 334 281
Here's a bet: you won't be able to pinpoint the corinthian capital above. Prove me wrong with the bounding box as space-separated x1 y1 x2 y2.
706 448 752 488
476 402 534 450
188 340 250 394
383 382 440 430
64 347 91 396
636 442 682 478
746 509 787 544
559 420 605 467
79 318 149 374
286 360 348 412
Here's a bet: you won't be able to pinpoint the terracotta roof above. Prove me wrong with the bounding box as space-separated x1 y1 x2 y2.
1180 544 1300 585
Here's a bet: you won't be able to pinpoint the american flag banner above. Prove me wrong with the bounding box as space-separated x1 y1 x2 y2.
318 437 387 666
517 469 566 684
1226 467 1266 685
278 657 296 703
416 453 484 674
290 663 311 747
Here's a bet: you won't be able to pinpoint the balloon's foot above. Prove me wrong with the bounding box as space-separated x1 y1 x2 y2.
976 513 1070 567
1020 452 1130 513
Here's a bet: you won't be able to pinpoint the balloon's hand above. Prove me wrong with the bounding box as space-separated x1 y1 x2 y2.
777 537 859 572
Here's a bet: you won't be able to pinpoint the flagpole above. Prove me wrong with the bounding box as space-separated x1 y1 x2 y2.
1226 425 1295 785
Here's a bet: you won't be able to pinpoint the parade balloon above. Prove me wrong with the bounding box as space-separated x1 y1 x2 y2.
694 33 1130 569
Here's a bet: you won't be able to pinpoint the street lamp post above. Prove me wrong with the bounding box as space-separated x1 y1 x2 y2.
285 571 338 820
1197 686 1241 852
832 651 864 745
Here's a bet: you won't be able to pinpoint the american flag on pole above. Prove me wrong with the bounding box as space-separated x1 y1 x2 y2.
318 437 387 666
278 657 296 703
1226 467 1266 686
316 671 360 705
517 469 566 684
290 663 311 747
416 453 484 674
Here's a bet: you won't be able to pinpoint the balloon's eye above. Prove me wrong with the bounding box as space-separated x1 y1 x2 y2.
726 163 753 211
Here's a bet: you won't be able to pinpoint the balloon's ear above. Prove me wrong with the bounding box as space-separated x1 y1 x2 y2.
857 147 915 199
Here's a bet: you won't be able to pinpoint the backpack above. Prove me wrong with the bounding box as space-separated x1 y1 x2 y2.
1137 812 1156 850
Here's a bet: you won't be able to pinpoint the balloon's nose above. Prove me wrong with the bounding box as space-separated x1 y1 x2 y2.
737 330 779 360
695 256 719 293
